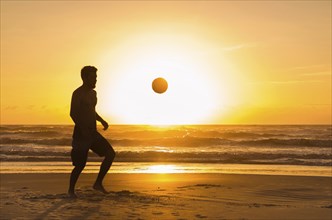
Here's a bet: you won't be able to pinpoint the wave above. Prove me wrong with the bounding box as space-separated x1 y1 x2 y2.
0 130 64 136
1 136 331 148
1 150 331 166
0 125 72 131
109 137 332 148
4 125 329 139
0 137 72 146
111 124 331 136
239 138 332 147
107 129 300 140
189 130 289 139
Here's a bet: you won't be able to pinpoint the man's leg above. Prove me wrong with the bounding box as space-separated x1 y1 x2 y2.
68 165 85 198
68 147 88 198
93 148 115 193
91 133 116 193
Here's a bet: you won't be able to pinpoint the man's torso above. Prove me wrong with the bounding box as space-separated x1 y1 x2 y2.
71 86 97 139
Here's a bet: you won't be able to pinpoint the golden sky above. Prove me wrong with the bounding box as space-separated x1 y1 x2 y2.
1 1 331 125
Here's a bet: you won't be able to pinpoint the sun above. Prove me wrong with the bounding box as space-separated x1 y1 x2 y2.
97 31 232 125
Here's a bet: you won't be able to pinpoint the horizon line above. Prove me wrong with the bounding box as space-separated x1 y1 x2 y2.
1 123 331 126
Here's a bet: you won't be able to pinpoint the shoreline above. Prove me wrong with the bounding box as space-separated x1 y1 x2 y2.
1 173 331 219
1 161 331 177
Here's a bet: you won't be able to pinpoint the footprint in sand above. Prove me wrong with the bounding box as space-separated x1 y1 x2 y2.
138 204 150 210
126 212 139 219
152 211 164 215
195 214 207 218
178 184 223 190
171 212 180 216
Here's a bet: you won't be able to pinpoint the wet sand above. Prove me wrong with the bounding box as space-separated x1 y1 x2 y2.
1 173 331 219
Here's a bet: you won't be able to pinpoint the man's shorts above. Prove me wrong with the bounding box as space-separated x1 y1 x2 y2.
71 132 114 167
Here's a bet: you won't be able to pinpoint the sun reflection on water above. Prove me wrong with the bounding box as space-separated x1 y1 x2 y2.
146 165 182 173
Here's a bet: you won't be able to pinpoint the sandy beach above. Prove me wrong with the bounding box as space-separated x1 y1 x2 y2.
1 173 331 220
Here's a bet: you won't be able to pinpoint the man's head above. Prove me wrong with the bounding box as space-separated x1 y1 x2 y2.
81 66 97 89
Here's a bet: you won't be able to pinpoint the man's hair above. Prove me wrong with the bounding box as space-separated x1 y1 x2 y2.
81 66 97 81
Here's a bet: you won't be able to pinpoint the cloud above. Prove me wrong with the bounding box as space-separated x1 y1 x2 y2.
27 105 35 110
301 71 331 76
269 80 324 84
5 106 18 110
222 43 257 52
288 64 325 71
248 80 324 85
304 104 331 106
284 65 331 76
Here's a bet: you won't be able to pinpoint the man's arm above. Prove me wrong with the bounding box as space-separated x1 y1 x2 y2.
96 113 109 130
71 91 94 140
70 92 80 125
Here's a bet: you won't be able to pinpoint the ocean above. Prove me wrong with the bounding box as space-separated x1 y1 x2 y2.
0 125 331 176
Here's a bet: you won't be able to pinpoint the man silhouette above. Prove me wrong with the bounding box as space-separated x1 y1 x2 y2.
68 66 115 198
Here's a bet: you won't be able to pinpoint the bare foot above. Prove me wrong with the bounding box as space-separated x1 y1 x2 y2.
93 183 109 194
68 191 78 199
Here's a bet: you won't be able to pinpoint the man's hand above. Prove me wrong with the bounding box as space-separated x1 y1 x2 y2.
101 120 109 130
